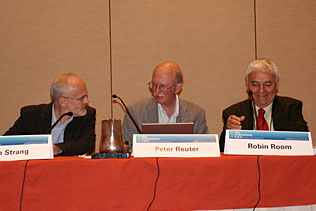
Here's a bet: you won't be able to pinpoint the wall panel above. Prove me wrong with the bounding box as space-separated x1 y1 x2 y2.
256 0 316 145
0 0 111 151
111 0 255 140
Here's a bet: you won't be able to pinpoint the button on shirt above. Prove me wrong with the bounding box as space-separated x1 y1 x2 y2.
158 95 179 123
51 105 73 144
254 103 274 131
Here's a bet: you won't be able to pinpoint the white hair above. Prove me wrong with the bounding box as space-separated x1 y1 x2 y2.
246 58 279 82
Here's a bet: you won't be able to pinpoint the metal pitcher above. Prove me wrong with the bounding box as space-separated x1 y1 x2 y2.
99 119 124 153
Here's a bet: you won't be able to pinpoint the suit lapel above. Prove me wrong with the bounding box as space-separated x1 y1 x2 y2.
271 96 283 130
39 103 53 133
64 116 80 142
146 98 159 122
177 99 190 122
241 99 254 130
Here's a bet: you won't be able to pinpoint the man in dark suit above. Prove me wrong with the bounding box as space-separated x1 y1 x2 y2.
122 61 209 145
4 73 96 156
219 59 308 152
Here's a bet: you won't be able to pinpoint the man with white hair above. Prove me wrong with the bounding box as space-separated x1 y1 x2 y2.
219 58 308 152
4 73 96 156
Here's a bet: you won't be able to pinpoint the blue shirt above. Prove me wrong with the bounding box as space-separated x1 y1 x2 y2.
51 105 73 144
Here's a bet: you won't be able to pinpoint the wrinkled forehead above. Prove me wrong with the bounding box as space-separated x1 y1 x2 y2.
152 68 176 83
248 70 278 83
67 79 87 96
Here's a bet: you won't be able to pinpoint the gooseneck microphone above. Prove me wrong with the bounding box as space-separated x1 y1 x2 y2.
248 91 259 130
112 94 142 134
45 111 73 134
248 91 263 210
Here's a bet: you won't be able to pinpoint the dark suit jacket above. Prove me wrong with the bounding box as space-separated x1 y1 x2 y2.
4 103 96 156
219 95 308 152
122 97 209 144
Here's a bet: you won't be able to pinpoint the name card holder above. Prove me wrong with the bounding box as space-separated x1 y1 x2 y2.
133 134 220 157
0 135 53 161
224 130 313 156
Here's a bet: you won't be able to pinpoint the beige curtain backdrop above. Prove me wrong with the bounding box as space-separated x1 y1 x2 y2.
1 0 315 151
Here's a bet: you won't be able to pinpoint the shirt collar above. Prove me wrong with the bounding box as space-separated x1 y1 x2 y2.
254 102 274 130
157 95 179 123
52 104 73 125
255 102 273 116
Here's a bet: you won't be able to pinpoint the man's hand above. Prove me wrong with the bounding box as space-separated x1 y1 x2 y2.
53 145 62 155
226 115 245 129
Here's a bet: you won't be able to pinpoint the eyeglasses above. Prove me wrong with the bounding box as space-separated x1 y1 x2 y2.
148 82 177 92
63 94 88 102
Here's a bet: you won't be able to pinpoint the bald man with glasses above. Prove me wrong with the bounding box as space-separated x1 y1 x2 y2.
4 73 96 156
122 61 209 146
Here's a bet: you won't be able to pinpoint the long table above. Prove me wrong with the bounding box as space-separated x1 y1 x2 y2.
2 154 316 210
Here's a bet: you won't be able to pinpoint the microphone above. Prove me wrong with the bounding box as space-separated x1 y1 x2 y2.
248 91 259 130
112 94 142 134
45 112 73 134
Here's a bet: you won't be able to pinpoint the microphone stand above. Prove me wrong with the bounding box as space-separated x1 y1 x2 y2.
248 90 262 210
45 112 73 134
248 91 259 130
91 94 135 159
112 94 142 134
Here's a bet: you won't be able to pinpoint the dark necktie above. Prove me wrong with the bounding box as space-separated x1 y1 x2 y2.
257 108 269 130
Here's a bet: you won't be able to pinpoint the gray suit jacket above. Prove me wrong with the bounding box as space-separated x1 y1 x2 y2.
122 97 209 144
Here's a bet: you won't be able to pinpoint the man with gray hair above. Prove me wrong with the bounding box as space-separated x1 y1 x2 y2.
219 58 308 152
122 61 209 146
4 73 96 156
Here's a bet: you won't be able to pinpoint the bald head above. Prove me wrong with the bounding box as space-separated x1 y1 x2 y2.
153 61 183 84
50 73 87 104
150 61 184 107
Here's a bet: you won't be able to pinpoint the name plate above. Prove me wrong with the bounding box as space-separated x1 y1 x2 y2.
133 134 220 157
224 130 313 156
0 135 53 161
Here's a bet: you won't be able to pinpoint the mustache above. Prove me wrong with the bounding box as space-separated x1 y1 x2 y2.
153 93 165 97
